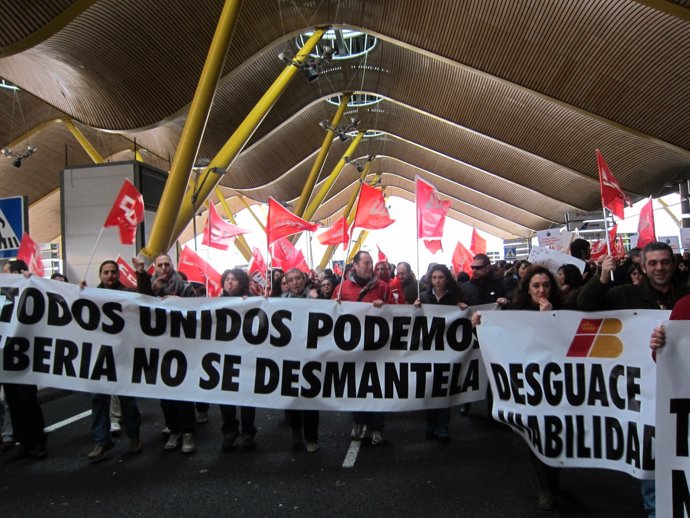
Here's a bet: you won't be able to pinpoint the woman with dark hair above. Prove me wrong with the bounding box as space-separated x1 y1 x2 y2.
50 272 68 282
509 265 562 508
218 268 257 451
414 264 461 441
505 260 532 301
627 263 644 286
556 264 583 309
271 271 285 297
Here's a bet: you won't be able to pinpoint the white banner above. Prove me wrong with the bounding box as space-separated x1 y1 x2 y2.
478 310 665 479
528 246 586 275
0 275 486 411
656 322 690 517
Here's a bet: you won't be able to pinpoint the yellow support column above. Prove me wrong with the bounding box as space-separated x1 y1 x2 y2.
237 194 266 232
293 92 352 217
215 187 252 261
317 161 374 270
348 230 369 261
302 131 364 222
63 119 105 164
168 28 328 247
141 0 244 261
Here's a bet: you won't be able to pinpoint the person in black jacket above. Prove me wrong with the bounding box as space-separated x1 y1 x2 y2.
414 264 461 441
460 254 509 307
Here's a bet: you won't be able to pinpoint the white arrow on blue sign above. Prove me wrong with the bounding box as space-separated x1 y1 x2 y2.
0 196 27 259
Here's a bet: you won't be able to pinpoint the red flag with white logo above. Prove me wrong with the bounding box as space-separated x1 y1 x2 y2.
202 203 249 250
416 177 450 239
177 246 221 297
267 198 319 244
103 179 145 245
597 150 631 220
316 216 349 246
271 238 309 272
636 198 656 249
352 184 395 230
451 241 474 276
116 255 138 288
16 233 44 276
470 228 487 255
248 247 267 281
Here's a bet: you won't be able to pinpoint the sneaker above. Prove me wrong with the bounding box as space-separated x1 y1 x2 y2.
291 429 303 449
88 442 113 460
371 431 384 446
128 437 143 454
350 423 365 440
110 421 122 436
241 434 256 450
181 433 195 454
160 426 171 436
164 433 182 450
305 442 320 453
196 411 209 424
221 433 239 452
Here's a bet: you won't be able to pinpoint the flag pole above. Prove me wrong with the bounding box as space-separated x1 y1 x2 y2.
338 223 355 300
82 226 106 283
601 207 615 282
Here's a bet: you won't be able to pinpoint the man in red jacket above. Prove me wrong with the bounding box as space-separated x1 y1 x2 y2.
333 251 392 444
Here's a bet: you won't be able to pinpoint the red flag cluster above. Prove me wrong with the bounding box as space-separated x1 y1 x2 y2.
271 238 309 273
416 177 450 254
104 179 145 245
267 198 319 244
177 246 222 297
597 150 631 220
16 233 44 276
202 203 249 250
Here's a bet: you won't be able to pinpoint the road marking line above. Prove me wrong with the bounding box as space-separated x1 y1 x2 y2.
44 410 91 433
342 440 361 468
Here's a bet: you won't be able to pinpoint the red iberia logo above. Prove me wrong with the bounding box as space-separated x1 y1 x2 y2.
566 318 623 358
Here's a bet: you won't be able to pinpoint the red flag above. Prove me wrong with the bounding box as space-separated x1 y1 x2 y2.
103 179 145 245
116 255 138 288
202 203 249 250
267 198 319 244
333 262 343 276
271 238 308 272
416 177 450 239
248 247 267 281
352 184 395 230
470 228 487 255
177 246 222 297
316 217 349 246
452 241 474 276
614 236 626 259
597 150 631 220
589 240 607 261
377 245 387 263
424 239 443 254
636 198 656 249
16 233 44 276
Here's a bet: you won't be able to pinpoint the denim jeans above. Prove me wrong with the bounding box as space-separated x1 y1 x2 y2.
640 479 655 518
220 405 256 436
91 394 141 445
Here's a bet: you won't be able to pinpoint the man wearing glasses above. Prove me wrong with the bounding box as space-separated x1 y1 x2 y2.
459 253 509 307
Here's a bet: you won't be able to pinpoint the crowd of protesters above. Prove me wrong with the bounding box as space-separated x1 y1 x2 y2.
2 239 688 516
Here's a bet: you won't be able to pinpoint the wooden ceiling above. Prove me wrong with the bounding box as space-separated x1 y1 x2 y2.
0 0 688 243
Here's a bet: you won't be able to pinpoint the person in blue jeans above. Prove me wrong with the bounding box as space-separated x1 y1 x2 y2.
81 260 142 460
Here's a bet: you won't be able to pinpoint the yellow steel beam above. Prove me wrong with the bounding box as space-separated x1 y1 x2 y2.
0 0 98 58
237 194 266 232
214 187 252 261
317 161 374 270
348 230 369 261
632 0 690 22
292 92 352 217
168 27 328 247
658 197 682 228
302 131 364 222
63 119 105 163
140 0 244 261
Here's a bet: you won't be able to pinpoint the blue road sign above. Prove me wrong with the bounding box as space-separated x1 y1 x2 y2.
504 247 516 261
0 196 27 259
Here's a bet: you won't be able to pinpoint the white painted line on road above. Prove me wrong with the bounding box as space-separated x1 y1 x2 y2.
44 410 91 433
342 440 361 468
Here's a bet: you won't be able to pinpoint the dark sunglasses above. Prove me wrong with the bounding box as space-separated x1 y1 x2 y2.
470 264 488 270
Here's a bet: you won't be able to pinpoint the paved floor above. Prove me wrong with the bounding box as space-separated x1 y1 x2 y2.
0 392 646 517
